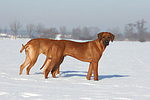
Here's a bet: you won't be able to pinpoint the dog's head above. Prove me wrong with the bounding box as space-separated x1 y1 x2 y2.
97 32 115 46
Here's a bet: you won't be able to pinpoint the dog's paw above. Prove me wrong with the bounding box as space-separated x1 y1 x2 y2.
19 72 22 75
94 78 98 81
86 76 91 80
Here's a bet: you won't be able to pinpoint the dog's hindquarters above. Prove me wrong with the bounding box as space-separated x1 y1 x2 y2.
19 42 40 75
40 41 55 71
40 41 63 75
19 44 30 75
44 41 65 78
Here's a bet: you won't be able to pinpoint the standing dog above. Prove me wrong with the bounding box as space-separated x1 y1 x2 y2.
41 32 115 81
19 38 59 75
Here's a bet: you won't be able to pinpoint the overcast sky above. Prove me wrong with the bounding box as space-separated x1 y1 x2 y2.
0 0 150 33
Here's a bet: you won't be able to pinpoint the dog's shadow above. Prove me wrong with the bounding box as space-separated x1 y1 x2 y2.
35 72 43 75
35 70 129 80
59 70 129 80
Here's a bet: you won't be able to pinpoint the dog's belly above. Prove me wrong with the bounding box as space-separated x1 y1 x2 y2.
66 50 92 62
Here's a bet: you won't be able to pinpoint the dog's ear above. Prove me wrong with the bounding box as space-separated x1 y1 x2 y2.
97 32 104 42
110 33 115 42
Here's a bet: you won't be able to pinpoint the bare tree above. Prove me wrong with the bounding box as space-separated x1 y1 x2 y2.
135 19 147 42
60 26 67 39
42 27 57 38
49 27 57 38
72 27 82 39
9 20 22 39
26 24 35 38
36 23 44 38
89 27 100 34
107 27 123 41
82 27 90 40
89 27 100 39
124 23 135 41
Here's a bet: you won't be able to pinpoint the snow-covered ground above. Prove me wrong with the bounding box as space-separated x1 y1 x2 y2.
0 39 150 100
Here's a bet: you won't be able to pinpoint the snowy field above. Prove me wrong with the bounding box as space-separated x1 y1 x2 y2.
0 39 150 100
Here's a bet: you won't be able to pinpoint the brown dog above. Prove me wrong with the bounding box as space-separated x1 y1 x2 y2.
19 38 59 75
41 32 115 81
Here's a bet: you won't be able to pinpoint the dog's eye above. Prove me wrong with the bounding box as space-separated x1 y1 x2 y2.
102 36 105 38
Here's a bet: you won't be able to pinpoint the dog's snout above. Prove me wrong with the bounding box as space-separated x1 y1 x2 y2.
105 40 109 43
103 39 109 46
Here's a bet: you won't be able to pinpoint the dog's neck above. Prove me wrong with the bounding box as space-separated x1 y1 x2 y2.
94 39 106 52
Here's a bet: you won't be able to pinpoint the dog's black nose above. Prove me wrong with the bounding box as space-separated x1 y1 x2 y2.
103 40 109 46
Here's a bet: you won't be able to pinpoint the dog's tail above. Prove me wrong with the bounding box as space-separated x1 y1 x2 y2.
20 44 25 53
20 44 29 53
40 57 48 70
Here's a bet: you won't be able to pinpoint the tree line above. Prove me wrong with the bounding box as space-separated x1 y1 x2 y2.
0 19 149 42
107 19 149 42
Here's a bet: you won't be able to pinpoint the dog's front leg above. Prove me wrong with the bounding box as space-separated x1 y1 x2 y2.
93 62 98 81
86 63 93 80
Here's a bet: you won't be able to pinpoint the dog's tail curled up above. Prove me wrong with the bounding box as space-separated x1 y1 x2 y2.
20 44 29 53
20 44 25 53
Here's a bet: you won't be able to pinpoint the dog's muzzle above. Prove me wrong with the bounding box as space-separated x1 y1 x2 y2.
103 40 109 46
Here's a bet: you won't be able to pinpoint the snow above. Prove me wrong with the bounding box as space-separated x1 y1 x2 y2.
0 39 150 100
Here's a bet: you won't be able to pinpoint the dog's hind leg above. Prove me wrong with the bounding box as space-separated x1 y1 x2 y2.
52 56 65 75
42 58 51 74
45 58 61 79
26 48 39 75
26 58 38 75
19 51 30 75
